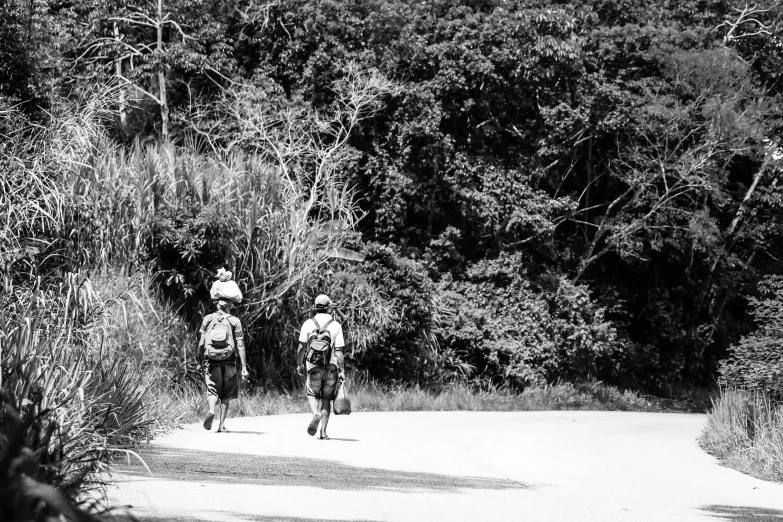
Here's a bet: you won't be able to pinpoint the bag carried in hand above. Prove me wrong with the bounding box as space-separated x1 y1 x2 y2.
205 313 235 360
333 381 351 415
210 280 243 303
305 318 334 367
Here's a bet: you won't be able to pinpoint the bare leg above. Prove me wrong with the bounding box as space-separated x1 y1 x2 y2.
217 400 230 432
203 396 218 430
319 400 331 439
306 396 321 436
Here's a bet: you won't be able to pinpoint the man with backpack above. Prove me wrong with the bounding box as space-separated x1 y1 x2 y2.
198 299 249 432
296 294 345 439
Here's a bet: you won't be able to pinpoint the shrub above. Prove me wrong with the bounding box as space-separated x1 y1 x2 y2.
719 276 783 397
0 271 182 516
351 242 447 382
0 392 103 522
436 254 616 388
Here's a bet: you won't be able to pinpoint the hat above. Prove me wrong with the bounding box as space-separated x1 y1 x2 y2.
314 294 332 308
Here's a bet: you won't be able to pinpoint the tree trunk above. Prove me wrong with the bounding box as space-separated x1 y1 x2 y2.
157 0 169 140
585 136 593 237
114 22 127 128
726 166 765 237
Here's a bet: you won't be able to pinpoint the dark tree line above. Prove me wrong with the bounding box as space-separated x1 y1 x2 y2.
3 0 783 394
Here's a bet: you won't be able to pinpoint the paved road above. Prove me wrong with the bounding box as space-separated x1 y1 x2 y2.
108 411 783 521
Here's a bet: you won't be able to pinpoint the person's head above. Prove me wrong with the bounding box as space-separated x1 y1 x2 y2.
215 299 233 313
314 294 332 314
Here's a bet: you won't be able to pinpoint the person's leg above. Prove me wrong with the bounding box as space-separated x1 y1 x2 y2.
306 367 322 436
319 399 331 439
217 362 238 433
218 400 230 432
319 365 338 439
307 396 320 415
204 362 218 430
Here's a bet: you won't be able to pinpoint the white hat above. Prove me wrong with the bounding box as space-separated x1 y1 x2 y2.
314 294 332 307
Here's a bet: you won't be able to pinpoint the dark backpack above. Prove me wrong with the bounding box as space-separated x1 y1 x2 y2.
205 313 236 361
305 317 334 367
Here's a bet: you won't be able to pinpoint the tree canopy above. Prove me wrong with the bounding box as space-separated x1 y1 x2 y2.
3 0 783 393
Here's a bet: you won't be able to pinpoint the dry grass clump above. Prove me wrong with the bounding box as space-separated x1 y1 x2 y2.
699 389 783 481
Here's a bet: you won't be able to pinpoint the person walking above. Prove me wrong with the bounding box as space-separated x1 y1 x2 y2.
296 294 345 439
198 298 249 432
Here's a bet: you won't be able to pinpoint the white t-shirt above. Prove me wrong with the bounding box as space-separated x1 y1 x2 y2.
299 313 345 369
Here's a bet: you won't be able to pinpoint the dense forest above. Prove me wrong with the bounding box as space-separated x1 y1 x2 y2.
3 0 783 398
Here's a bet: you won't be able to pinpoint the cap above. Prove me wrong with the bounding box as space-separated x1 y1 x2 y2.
314 294 332 307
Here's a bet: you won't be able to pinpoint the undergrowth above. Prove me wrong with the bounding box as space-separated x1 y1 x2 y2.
699 389 783 482
174 377 702 424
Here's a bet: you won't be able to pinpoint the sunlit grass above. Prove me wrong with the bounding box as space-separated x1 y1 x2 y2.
173 377 694 424
699 389 783 481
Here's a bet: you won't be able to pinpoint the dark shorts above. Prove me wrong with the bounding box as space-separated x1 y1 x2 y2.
306 364 339 401
205 359 238 401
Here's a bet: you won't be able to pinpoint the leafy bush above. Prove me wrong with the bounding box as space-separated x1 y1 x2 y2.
0 392 103 522
0 270 182 517
719 276 783 397
436 254 616 388
351 242 448 382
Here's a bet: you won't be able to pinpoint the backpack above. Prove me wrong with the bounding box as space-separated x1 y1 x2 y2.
305 317 334 367
205 313 236 361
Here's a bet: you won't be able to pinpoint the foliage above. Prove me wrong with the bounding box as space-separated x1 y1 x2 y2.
173 374 691 424
60 69 394 387
352 242 448 383
719 276 783 397
0 393 103 522
0 95 113 270
0 270 180 520
700 389 783 482
4 0 783 395
436 254 615 387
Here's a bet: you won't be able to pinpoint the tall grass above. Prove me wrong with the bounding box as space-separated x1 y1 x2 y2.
0 279 179 519
174 377 684 424
1 94 114 268
4 75 397 390
699 389 783 481
70 135 393 386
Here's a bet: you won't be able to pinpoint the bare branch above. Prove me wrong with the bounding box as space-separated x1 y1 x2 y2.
717 3 772 44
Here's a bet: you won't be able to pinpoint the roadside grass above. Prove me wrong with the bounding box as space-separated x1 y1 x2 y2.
174 377 702 424
699 389 783 482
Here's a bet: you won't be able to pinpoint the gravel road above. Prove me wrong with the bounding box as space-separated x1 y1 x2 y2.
107 411 783 521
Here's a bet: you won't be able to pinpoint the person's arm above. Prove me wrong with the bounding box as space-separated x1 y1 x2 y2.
335 347 345 381
231 317 249 379
197 318 208 369
236 338 249 378
334 324 346 381
295 321 310 376
296 342 306 375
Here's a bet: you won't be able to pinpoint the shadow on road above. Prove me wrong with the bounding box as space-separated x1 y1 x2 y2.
701 505 783 521
114 514 382 522
111 445 529 493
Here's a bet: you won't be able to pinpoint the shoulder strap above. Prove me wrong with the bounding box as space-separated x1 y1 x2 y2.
225 314 236 343
206 314 218 331
321 318 334 332
312 317 321 332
